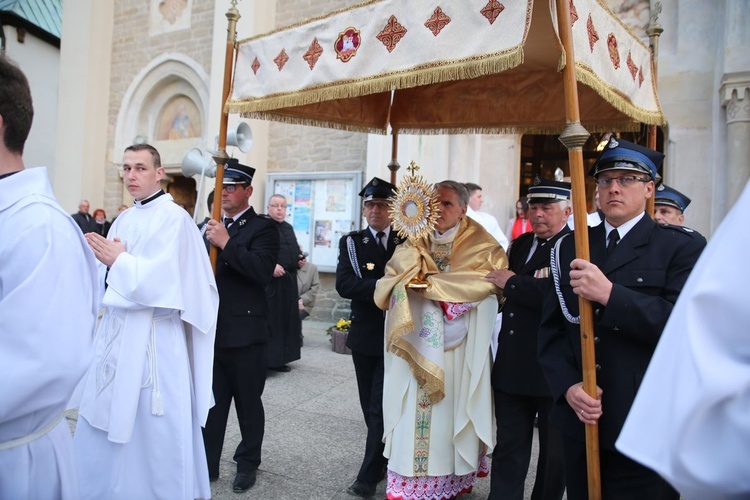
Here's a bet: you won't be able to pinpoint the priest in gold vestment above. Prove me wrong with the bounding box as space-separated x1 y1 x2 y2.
375 180 508 500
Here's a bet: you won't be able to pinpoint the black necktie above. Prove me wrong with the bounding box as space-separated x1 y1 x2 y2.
224 217 234 228
607 229 620 256
528 237 548 262
376 231 387 257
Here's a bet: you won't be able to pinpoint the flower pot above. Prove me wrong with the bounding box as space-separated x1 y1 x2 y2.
331 328 352 355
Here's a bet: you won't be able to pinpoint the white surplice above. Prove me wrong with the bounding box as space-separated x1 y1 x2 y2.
74 193 218 500
0 167 98 500
616 181 750 499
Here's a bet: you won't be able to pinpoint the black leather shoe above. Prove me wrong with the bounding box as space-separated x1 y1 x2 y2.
346 480 376 498
233 471 256 493
269 365 291 372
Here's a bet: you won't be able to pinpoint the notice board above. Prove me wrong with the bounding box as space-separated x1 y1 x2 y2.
266 172 362 272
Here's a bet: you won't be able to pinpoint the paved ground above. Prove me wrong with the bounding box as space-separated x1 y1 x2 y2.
69 320 544 499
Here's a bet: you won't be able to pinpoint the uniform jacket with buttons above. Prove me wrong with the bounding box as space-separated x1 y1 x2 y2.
493 225 571 396
538 215 705 450
335 227 404 356
215 207 280 348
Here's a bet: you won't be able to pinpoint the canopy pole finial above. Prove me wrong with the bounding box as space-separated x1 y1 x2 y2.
646 1 664 217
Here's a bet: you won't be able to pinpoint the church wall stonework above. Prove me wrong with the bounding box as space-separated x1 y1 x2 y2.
104 0 215 216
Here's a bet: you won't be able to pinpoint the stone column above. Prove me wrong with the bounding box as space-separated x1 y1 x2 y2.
720 73 750 209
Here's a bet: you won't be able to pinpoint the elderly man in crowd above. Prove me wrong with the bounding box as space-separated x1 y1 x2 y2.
485 180 570 500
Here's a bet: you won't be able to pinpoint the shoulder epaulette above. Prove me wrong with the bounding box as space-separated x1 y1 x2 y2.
258 214 272 219
657 222 702 238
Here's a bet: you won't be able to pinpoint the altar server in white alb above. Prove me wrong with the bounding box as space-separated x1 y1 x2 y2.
74 143 219 500
0 54 98 500
617 181 750 500
464 182 510 250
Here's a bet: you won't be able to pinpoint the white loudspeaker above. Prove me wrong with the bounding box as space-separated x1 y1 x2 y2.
181 148 216 178
217 122 253 153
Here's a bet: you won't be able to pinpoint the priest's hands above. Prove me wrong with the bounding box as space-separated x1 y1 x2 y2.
566 382 603 425
85 232 125 267
485 269 515 289
569 258 613 305
205 219 229 250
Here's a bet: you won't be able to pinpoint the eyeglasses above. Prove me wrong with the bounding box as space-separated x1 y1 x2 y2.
595 175 650 188
364 201 389 210
222 184 247 193
268 204 286 209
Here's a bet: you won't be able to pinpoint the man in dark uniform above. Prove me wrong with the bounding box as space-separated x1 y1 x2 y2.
202 159 280 493
538 137 706 500
653 183 691 226
485 180 570 500
336 177 403 498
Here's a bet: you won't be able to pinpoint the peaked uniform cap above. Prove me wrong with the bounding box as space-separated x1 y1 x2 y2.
527 180 571 202
589 137 663 180
359 177 396 201
223 158 256 185
655 184 691 212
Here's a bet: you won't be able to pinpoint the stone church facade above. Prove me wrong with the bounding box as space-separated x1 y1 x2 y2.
46 0 750 321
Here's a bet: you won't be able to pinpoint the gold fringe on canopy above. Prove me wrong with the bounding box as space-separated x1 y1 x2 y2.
576 63 666 126
225 45 525 116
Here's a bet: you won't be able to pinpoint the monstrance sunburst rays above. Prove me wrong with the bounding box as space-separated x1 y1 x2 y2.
389 161 440 241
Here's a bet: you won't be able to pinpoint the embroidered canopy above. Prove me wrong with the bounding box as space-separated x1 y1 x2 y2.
226 0 664 135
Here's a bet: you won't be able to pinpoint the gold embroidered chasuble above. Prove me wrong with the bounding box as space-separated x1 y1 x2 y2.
375 217 507 403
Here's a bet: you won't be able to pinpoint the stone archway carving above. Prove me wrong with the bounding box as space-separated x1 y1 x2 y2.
114 53 210 173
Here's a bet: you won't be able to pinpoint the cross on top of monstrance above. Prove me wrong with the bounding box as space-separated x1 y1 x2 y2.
389 161 440 242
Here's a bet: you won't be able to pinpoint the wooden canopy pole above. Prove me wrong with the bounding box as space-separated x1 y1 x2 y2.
555 0 601 498
646 2 664 217
210 0 241 273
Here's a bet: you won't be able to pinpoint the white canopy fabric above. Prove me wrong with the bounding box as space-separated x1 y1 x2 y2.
227 0 664 134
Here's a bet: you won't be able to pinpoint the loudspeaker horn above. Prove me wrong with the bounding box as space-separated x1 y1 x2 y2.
181 148 216 178
216 122 253 153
